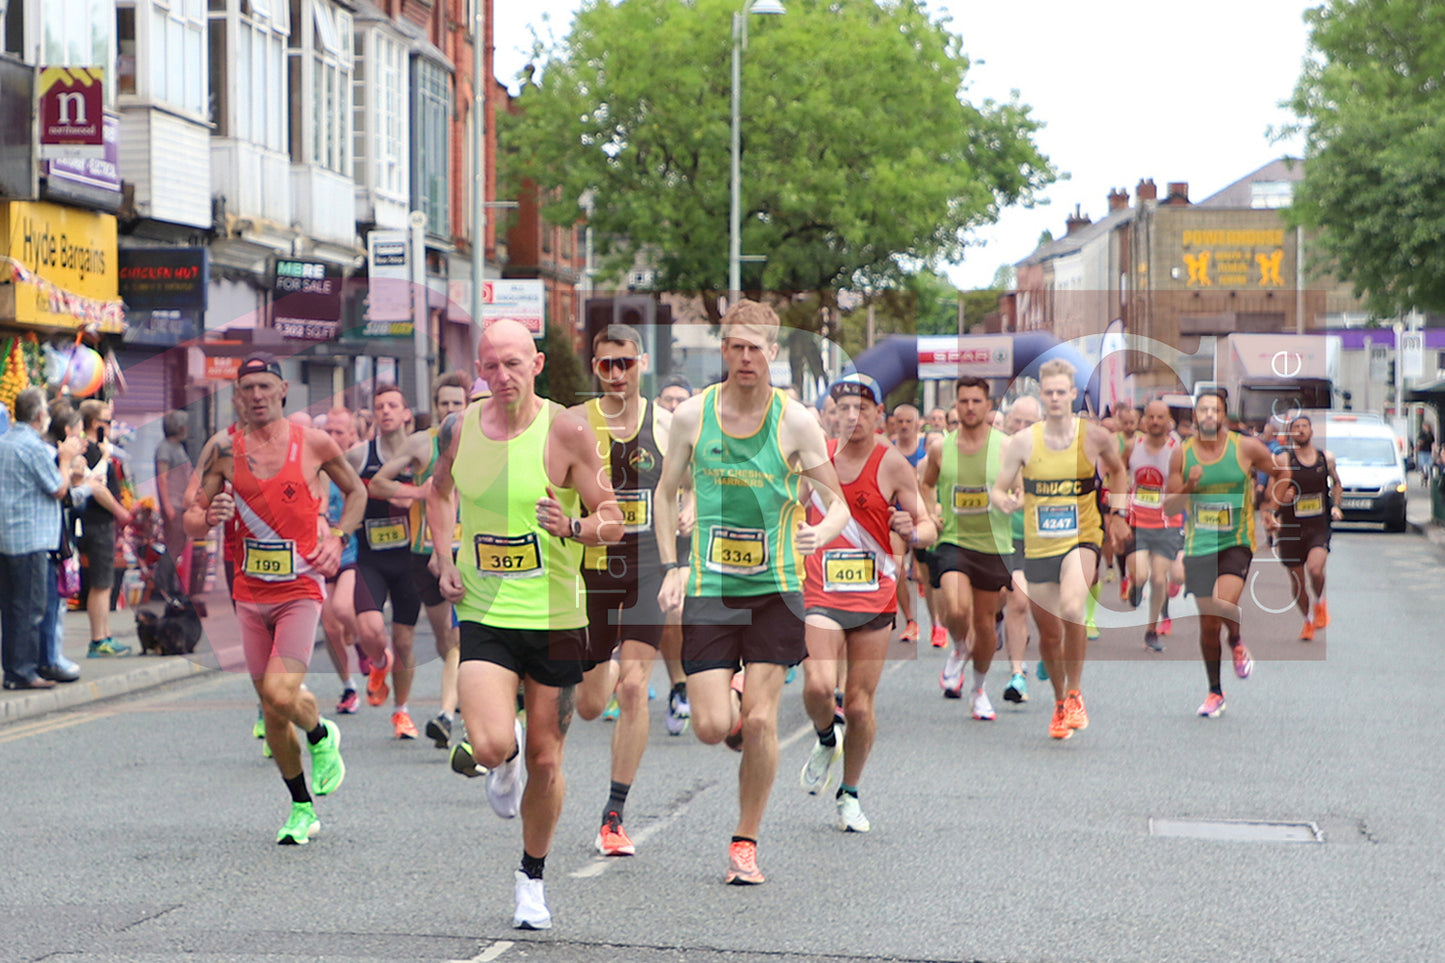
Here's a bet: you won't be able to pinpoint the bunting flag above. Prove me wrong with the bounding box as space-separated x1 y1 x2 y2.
1 255 126 330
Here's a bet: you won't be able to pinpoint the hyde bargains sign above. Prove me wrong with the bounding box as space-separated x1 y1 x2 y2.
38 67 104 159
0 200 121 332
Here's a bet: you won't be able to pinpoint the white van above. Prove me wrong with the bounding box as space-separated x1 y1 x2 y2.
1316 414 1408 531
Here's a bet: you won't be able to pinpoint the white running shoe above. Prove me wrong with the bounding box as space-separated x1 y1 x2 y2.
836 793 871 833
665 688 691 736
971 687 996 721
799 728 843 795
512 870 552 930
486 719 526 820
940 651 966 698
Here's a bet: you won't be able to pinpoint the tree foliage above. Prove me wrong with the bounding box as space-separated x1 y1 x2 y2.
502 0 1056 318
1287 0 1445 315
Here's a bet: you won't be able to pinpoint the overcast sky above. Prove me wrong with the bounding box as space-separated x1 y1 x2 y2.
492 0 1317 290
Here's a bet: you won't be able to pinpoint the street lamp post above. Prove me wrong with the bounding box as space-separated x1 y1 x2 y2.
729 0 785 307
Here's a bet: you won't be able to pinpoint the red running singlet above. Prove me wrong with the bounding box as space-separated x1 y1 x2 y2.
228 422 325 603
804 439 898 614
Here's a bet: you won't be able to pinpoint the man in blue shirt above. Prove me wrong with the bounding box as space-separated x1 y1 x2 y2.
0 388 85 689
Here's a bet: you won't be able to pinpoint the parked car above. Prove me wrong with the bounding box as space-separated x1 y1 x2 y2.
1319 415 1408 532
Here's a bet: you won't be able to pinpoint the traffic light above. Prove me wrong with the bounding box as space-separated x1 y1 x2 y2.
1387 361 1397 402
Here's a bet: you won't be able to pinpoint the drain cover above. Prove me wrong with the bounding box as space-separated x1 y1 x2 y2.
1149 818 1323 843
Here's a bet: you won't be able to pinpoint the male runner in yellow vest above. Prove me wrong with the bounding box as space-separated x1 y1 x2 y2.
427 320 623 930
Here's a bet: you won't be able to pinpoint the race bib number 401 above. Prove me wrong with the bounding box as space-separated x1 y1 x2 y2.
473 532 544 579
705 526 768 576
822 549 878 593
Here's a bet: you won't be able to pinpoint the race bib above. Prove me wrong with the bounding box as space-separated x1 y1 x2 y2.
1294 493 1324 518
420 518 464 552
242 538 296 582
822 549 878 593
1035 504 1079 538
364 516 410 551
952 485 990 516
473 532 544 579
1194 501 1233 532
1134 486 1161 507
705 525 768 576
616 490 653 533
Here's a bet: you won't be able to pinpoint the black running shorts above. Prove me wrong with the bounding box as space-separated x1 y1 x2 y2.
459 621 586 688
1183 545 1254 597
931 542 1012 593
681 592 807 673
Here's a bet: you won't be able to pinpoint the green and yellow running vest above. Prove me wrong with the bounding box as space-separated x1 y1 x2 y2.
688 385 804 597
937 428 1012 555
1182 432 1255 557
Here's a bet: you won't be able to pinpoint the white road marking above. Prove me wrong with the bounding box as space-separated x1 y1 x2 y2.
447 939 513 963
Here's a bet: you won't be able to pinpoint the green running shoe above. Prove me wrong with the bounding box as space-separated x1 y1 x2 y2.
276 802 319 845
307 719 345 796
450 740 487 778
252 714 265 739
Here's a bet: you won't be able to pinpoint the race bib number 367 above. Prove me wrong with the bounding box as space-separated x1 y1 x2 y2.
473 533 544 579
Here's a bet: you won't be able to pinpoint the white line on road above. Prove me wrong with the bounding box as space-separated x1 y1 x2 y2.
569 661 906 879
447 939 513 963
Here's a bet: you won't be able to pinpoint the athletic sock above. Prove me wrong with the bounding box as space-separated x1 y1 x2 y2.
439 710 454 722
283 772 311 804
520 851 546 880
306 722 328 745
506 741 520 763
605 781 630 823
671 681 686 698
972 667 988 693
731 835 756 845
339 676 354 691
836 784 858 800
817 724 837 748
395 703 409 716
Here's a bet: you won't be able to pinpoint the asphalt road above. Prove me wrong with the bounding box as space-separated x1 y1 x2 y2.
3 528 1442 963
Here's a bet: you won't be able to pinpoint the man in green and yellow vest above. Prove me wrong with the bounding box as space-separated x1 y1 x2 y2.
1164 389 1282 720
654 300 851 886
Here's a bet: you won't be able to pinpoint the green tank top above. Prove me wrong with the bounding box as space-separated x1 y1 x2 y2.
1182 433 1255 556
452 401 585 629
937 428 1012 555
409 430 445 555
688 385 804 597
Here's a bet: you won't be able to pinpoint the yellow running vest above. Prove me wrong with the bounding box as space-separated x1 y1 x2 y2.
1022 418 1103 559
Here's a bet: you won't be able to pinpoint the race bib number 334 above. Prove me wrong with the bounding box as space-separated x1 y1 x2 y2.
705 526 768 576
473 533 544 579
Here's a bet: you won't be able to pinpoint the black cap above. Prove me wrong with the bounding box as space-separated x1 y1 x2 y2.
237 352 283 381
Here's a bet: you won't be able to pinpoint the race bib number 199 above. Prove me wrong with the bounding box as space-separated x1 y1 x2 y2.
242 538 297 582
473 533 544 579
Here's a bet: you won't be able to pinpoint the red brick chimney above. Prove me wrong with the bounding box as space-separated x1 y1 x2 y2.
1065 204 1092 235
1165 181 1190 205
1136 178 1157 202
1107 188 1130 212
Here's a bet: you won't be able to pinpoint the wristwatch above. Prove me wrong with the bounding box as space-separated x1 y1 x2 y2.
330 526 351 547
570 517 583 539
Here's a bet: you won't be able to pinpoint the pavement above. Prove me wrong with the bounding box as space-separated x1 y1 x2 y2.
0 593 214 724
3 482 1443 729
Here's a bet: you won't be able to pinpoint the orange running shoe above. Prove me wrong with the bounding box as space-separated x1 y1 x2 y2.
1119 574 1131 602
1312 598 1329 629
899 620 920 642
1049 701 1073 740
366 649 393 707
725 839 765 885
929 624 947 648
392 709 418 740
595 811 636 856
1064 690 1089 730
1299 619 1315 642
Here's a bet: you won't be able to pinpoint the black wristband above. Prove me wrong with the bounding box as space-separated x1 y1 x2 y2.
660 561 686 575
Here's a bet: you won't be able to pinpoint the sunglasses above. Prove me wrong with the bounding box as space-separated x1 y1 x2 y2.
593 356 640 374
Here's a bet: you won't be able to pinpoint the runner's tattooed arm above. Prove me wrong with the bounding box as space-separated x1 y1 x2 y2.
183 431 235 539
426 412 465 602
